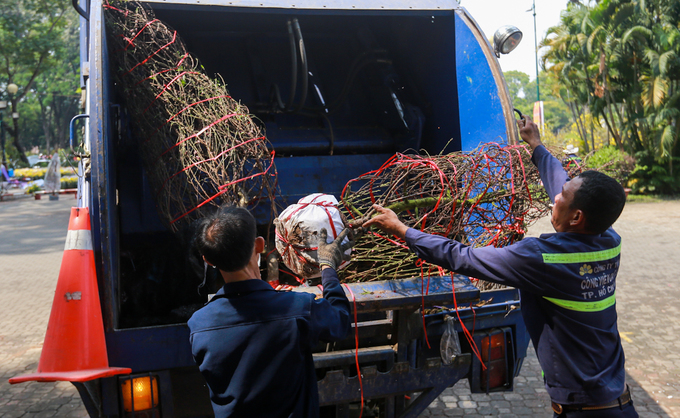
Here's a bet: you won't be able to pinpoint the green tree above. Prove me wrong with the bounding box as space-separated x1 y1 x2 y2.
0 0 76 164
504 70 532 117
503 70 571 134
542 0 680 192
31 11 81 154
626 2 680 175
542 3 597 153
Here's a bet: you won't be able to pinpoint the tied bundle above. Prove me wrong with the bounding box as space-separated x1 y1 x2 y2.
274 193 351 279
340 143 552 287
105 1 277 230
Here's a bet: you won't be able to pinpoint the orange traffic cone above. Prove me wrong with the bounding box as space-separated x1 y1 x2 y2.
9 207 131 383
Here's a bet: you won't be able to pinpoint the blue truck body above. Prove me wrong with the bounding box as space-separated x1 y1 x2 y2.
69 0 531 415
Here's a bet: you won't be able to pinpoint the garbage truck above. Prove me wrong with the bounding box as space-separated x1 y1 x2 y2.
14 0 532 416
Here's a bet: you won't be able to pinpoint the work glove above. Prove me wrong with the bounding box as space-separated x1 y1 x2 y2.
317 228 355 270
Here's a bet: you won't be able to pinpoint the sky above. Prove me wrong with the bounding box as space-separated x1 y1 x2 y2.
459 0 569 79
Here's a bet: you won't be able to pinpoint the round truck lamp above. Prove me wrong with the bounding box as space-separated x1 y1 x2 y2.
493 26 523 57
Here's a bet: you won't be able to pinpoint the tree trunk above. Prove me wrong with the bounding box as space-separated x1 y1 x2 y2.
42 116 52 154
10 102 29 165
590 118 596 151
670 158 673 178
623 100 642 151
603 86 623 149
38 96 53 154
568 101 590 153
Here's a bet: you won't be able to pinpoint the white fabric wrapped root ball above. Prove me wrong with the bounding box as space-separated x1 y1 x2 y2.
274 193 351 279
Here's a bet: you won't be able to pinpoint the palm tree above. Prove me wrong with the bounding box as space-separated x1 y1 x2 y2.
543 3 597 152
625 0 680 174
543 0 680 178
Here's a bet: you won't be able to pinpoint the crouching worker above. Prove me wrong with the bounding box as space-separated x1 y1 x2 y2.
188 206 352 418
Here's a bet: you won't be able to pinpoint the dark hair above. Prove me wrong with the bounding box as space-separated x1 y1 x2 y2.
571 171 626 234
196 206 256 272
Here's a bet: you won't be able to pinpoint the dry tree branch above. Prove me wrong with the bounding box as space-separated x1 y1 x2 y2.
105 1 277 230
339 143 552 288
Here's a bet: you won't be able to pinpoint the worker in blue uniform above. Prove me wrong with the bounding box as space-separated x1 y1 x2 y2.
363 117 637 418
188 206 352 418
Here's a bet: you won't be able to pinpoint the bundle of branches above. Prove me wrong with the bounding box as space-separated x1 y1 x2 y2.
339 143 551 289
105 1 276 230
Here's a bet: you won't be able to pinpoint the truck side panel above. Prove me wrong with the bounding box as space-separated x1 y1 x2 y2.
89 0 121 333
455 10 514 151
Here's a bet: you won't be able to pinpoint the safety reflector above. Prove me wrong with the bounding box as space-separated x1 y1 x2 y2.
541 244 621 264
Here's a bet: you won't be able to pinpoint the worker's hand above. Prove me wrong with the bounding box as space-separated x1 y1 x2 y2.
517 116 543 151
346 207 377 239
317 228 354 270
362 204 409 240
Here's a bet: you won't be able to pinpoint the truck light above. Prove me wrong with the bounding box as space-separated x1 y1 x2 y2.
121 375 159 412
481 332 505 362
481 332 508 391
469 327 516 394
493 25 523 57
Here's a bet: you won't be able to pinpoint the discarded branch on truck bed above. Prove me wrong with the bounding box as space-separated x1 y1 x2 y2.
338 143 552 289
104 1 277 230
383 185 546 215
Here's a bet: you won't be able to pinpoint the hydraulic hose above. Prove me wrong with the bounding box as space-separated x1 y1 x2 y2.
292 19 308 113
327 56 392 114
286 20 298 111
72 0 88 20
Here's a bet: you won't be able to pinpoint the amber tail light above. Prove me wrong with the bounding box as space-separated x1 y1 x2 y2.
120 374 160 417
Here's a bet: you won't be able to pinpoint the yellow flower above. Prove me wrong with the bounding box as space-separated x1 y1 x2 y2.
579 264 593 276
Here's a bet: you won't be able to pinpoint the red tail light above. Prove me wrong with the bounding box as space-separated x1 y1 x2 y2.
469 327 515 393
481 332 508 391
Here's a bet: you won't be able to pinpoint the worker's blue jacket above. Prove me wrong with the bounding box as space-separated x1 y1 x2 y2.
188 269 351 418
405 145 626 406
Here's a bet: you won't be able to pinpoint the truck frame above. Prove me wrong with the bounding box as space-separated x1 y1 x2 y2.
21 0 532 416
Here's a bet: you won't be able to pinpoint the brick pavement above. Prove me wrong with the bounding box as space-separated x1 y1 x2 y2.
0 197 679 417
0 196 88 418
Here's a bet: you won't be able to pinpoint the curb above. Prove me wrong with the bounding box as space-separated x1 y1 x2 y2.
0 192 33 202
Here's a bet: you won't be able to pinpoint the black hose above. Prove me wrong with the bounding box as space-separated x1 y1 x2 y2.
72 0 88 20
286 20 298 111
327 57 392 114
303 49 389 114
293 19 308 113
269 84 286 111
320 113 335 155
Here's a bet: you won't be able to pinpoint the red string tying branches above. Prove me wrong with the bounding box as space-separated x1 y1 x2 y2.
339 143 552 289
105 1 277 230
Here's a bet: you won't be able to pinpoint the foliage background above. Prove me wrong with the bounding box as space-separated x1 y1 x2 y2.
513 0 680 194
0 0 80 166
2 0 678 194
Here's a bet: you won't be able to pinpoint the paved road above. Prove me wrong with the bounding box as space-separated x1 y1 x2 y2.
0 196 679 417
